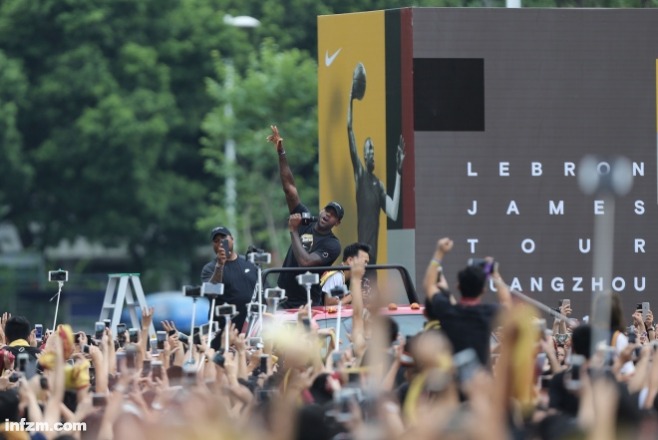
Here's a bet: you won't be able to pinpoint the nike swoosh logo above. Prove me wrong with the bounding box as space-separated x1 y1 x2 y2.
325 48 341 67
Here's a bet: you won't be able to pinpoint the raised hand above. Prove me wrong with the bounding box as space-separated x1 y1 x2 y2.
396 135 406 174
141 307 154 330
267 125 284 153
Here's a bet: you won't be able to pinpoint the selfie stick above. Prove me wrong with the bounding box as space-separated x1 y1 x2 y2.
257 265 264 335
188 296 198 363
50 281 64 330
335 299 342 349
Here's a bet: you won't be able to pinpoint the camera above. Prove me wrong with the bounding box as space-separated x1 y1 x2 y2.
182 285 201 298
300 211 317 225
48 270 68 282
216 304 237 317
201 282 224 298
467 258 496 276
296 272 319 286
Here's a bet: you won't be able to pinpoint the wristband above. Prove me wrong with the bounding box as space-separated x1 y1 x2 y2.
430 258 442 266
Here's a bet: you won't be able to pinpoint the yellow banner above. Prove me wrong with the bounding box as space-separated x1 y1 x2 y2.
318 11 387 263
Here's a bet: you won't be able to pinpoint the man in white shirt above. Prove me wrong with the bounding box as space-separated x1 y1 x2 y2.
320 242 371 306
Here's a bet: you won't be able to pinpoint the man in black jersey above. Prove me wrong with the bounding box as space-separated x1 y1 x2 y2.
347 63 405 264
268 125 342 308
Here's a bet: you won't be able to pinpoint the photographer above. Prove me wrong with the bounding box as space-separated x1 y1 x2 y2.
201 226 258 332
268 125 342 308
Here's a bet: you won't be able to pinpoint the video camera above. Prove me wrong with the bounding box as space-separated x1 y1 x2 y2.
300 212 317 225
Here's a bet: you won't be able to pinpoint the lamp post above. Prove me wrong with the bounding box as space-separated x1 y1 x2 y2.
222 14 260 233
578 155 633 360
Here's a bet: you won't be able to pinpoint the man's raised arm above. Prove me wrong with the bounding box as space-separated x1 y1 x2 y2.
347 89 363 183
383 134 405 221
268 125 300 213
423 237 453 301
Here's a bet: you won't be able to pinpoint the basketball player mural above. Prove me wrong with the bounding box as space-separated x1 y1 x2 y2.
347 63 405 264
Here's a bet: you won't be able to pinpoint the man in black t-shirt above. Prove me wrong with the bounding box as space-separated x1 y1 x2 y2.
201 226 258 332
268 126 342 308
423 237 512 366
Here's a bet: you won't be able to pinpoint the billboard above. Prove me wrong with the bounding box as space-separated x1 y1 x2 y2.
318 8 658 318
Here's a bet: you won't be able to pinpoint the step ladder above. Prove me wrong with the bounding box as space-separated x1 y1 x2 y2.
99 274 155 339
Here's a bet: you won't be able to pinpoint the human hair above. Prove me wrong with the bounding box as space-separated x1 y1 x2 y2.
571 325 591 359
342 242 371 262
5 316 31 343
609 292 624 332
457 266 487 299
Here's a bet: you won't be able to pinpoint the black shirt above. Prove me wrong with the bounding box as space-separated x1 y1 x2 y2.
278 204 341 308
425 292 499 366
201 255 258 332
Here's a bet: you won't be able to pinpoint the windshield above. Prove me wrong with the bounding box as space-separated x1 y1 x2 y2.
261 266 416 305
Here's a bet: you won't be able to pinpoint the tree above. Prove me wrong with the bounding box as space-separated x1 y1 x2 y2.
201 41 318 263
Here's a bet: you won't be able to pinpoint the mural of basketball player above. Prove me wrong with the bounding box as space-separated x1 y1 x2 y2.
347 63 405 264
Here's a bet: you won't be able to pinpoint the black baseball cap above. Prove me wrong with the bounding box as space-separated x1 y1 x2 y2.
210 226 232 240
324 201 345 220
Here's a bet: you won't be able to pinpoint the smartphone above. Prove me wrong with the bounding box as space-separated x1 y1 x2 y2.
642 302 650 321
116 352 126 373
141 359 151 377
302 318 311 331
92 393 107 407
565 354 585 390
34 324 43 341
94 322 105 340
221 238 230 258
82 345 90 354
116 323 127 337
128 328 138 343
17 353 28 373
103 319 111 329
152 361 163 380
453 348 480 384
259 355 269 374
560 299 570 308
213 352 225 367
248 337 263 349
125 345 137 370
156 331 167 350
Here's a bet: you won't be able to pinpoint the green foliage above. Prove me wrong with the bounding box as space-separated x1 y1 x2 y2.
201 41 318 262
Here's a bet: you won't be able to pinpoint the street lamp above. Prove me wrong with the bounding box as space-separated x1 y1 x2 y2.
578 155 633 360
222 14 260 234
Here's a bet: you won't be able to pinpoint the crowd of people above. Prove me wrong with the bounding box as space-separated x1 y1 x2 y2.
0 236 657 439
1 128 655 439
